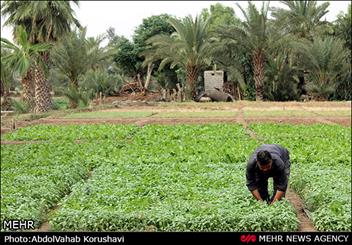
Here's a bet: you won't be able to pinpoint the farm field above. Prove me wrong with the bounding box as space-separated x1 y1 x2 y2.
1 104 351 232
1 0 351 240
1 101 351 133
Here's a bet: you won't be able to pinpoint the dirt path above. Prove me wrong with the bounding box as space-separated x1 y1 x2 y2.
1 101 350 135
31 205 60 232
237 105 259 140
237 113 317 232
33 170 94 232
286 188 316 231
297 104 337 125
3 116 346 132
36 222 50 232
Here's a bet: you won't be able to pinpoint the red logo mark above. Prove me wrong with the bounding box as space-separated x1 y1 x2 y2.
240 234 257 243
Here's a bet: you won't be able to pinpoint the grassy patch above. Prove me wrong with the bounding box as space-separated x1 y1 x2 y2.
155 111 237 118
243 110 314 117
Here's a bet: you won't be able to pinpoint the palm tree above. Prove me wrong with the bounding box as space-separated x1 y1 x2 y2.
1 0 80 112
1 48 16 110
333 4 351 52
50 29 91 90
271 1 331 98
264 51 300 101
209 26 249 100
86 35 114 71
292 37 350 100
220 2 272 101
271 1 330 40
142 15 212 100
1 26 52 112
50 28 113 108
1 1 80 43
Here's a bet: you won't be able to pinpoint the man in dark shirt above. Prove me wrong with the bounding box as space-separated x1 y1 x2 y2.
246 144 291 205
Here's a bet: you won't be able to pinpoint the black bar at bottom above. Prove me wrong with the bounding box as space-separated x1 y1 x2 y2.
1 232 351 244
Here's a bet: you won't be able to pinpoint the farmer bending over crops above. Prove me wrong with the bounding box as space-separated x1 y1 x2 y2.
246 144 291 205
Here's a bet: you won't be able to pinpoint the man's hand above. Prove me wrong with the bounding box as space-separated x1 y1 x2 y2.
251 189 263 201
270 190 285 205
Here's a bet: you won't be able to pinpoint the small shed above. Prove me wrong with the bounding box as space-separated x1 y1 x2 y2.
204 70 224 93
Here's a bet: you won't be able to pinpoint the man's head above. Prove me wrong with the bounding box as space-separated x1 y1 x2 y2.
256 150 272 173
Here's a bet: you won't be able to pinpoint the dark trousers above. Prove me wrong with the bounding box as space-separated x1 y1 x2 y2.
257 161 291 203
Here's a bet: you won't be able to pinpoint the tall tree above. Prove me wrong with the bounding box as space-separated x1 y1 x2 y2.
133 14 175 91
221 2 272 101
1 48 16 109
292 37 350 100
201 3 241 33
1 26 52 112
264 51 300 101
142 15 212 100
333 4 351 52
332 4 352 100
50 28 112 108
271 1 330 40
271 1 331 97
1 0 80 112
113 37 141 79
50 29 90 89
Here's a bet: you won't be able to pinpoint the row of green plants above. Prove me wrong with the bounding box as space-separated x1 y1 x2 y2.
2 124 350 231
2 124 137 141
49 124 298 231
1 142 90 230
1 124 298 231
250 124 351 231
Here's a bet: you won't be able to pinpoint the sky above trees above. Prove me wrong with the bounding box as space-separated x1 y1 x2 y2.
1 1 350 43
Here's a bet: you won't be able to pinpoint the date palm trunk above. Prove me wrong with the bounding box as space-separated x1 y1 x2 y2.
1 89 12 110
252 49 265 101
33 65 52 113
21 68 35 109
185 65 198 100
143 63 154 94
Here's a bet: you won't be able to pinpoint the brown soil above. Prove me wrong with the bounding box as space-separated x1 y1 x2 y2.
1 128 11 134
1 101 350 135
32 205 60 232
328 117 351 126
4 116 350 127
245 117 322 125
237 106 259 140
286 188 316 232
35 221 51 232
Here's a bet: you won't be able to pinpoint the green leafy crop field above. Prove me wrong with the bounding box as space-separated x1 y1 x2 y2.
250 124 351 231
1 124 350 231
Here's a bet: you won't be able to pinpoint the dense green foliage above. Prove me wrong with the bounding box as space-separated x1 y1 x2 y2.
201 3 241 32
250 124 351 231
2 124 299 231
1 2 350 106
2 123 350 231
1 0 80 112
